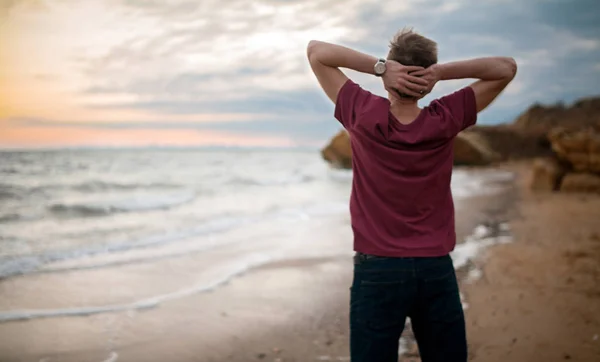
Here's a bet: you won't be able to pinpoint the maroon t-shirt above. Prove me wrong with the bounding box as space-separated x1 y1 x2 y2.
334 80 477 257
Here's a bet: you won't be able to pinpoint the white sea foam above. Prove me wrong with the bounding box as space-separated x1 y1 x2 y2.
466 268 483 283
101 352 118 362
451 224 512 270
460 292 469 310
315 356 350 361
1 201 349 278
0 253 272 323
327 168 353 183
451 223 513 315
48 190 196 216
228 173 314 187
451 169 514 199
472 224 490 239
0 213 252 278
451 235 513 270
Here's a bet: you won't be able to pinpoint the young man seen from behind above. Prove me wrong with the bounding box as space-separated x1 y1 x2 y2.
306 28 517 362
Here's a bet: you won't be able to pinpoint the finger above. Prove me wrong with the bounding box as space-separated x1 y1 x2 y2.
398 86 423 98
401 79 429 92
386 85 411 98
408 82 430 96
405 75 429 86
409 69 428 76
403 66 424 72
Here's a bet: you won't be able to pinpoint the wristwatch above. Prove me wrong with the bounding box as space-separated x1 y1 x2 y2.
374 58 386 77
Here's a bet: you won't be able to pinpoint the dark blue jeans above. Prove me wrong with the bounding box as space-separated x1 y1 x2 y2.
350 253 467 362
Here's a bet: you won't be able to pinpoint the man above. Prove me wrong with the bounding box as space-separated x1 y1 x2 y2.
306 28 516 362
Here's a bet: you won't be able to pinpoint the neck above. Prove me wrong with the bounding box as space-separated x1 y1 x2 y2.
387 92 422 124
388 93 420 111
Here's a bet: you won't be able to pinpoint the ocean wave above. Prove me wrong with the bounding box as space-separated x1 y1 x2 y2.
0 253 272 323
38 203 350 274
0 213 21 223
69 180 182 192
0 184 25 200
327 168 353 183
48 191 196 217
0 220 509 324
227 173 315 187
0 181 184 200
0 201 349 279
0 212 42 224
0 213 252 279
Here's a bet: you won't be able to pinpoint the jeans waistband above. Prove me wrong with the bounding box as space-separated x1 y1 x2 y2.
353 252 450 265
353 252 387 264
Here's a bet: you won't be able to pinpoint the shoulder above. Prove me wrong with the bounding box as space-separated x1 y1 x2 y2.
335 80 388 129
429 87 475 111
336 80 377 104
426 86 477 132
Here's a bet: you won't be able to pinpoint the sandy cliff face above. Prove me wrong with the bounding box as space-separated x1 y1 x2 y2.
321 96 600 169
548 126 600 174
513 97 600 132
321 130 352 169
539 126 600 194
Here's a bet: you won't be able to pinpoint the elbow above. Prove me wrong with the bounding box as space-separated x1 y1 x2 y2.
306 40 322 62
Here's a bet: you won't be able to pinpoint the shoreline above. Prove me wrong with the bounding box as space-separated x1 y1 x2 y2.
0 167 515 362
2 163 599 361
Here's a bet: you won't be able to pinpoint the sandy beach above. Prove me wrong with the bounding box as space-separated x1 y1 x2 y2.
464 163 600 362
1 162 599 362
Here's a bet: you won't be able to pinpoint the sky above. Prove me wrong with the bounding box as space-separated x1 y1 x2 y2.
1 0 599 149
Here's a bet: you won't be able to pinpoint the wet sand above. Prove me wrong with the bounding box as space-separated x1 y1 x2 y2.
2 163 599 361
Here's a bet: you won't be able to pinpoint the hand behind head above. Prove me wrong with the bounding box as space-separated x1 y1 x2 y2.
382 60 435 99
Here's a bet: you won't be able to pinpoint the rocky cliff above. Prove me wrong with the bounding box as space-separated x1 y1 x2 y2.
321 130 352 169
513 97 600 132
321 95 600 168
531 127 600 194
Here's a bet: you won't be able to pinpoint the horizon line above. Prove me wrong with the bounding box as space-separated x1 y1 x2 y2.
0 144 322 152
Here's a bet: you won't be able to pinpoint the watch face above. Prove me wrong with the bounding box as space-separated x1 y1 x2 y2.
374 62 386 75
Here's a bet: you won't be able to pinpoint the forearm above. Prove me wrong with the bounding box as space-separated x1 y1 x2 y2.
307 40 377 75
438 57 517 81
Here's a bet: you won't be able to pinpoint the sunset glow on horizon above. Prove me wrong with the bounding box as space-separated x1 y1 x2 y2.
1 0 599 148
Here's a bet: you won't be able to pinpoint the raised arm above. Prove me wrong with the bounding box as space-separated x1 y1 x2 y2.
306 41 375 103
306 40 428 103
436 57 517 112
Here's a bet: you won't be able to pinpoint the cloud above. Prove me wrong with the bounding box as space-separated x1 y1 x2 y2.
79 0 599 120
79 0 374 99
2 0 600 148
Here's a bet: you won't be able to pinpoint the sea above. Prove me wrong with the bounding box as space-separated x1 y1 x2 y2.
0 148 512 322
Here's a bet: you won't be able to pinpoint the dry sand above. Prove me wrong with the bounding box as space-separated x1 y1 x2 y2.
1 163 599 362
464 163 600 362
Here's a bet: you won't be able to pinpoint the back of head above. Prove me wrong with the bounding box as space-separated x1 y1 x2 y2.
388 28 437 99
388 27 438 68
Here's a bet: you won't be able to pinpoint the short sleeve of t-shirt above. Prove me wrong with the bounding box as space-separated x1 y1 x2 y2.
334 79 372 130
437 86 478 132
